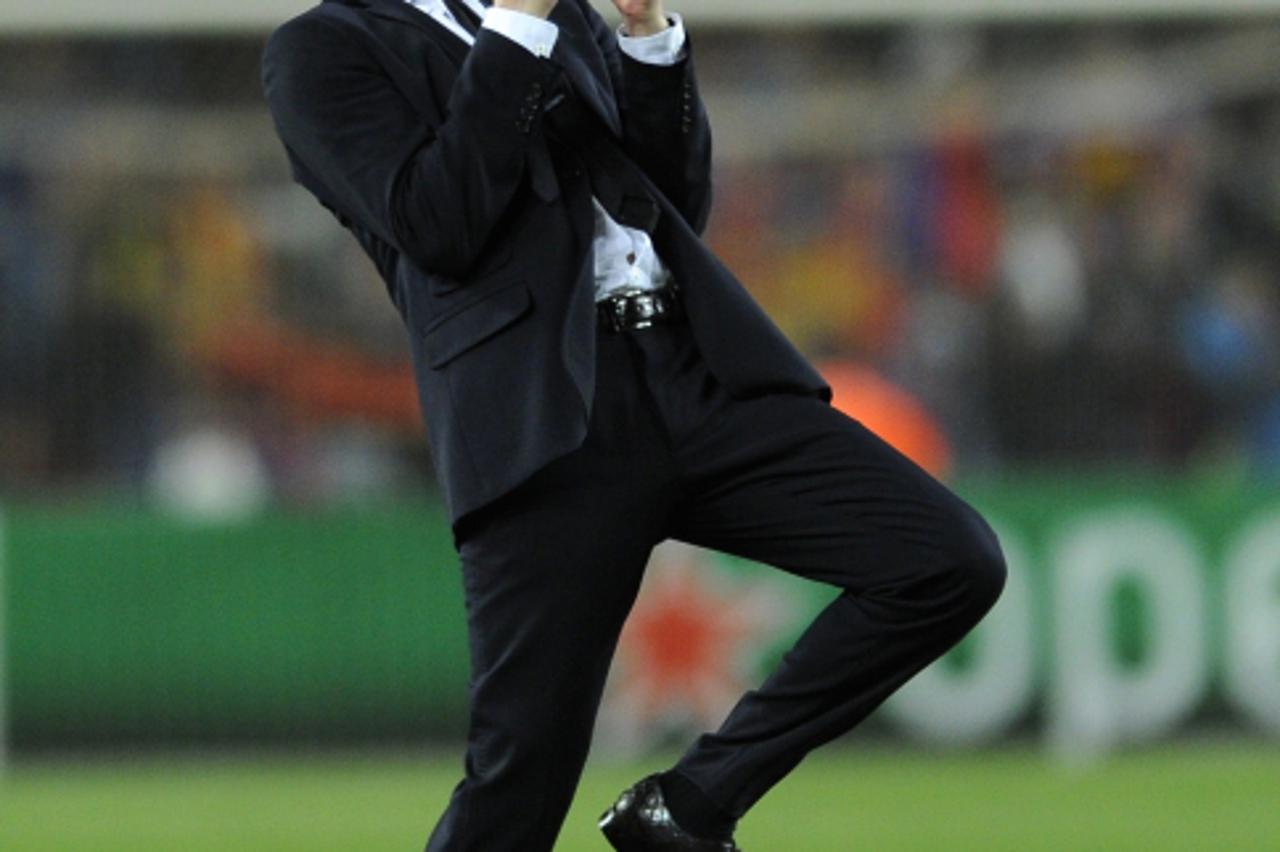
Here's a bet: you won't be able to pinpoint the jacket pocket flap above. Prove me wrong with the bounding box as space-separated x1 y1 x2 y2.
423 282 532 368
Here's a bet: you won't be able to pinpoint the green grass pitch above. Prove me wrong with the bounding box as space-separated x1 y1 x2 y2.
2 743 1278 850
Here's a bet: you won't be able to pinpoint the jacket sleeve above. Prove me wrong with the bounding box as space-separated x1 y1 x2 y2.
580 4 713 235
262 15 559 280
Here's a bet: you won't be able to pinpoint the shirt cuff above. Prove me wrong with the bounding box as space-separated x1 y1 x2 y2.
617 13 686 67
481 7 559 59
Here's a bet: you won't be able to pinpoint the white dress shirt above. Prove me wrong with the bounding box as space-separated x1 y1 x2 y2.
406 0 686 301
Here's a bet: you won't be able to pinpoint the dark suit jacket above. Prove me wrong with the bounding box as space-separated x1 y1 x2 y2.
262 0 829 523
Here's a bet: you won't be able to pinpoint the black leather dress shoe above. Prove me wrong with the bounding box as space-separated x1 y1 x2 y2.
599 775 743 851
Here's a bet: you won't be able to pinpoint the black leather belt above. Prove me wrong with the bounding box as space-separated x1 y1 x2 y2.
596 284 684 333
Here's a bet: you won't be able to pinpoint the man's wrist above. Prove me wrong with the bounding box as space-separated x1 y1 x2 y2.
622 13 670 38
616 12 684 66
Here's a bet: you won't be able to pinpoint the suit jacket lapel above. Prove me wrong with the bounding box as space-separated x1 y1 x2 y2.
548 1 622 138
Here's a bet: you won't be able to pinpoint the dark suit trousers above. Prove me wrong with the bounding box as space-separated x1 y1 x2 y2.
425 319 1006 851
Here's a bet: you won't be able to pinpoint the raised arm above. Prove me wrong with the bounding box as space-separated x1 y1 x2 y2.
586 0 714 233
262 10 558 281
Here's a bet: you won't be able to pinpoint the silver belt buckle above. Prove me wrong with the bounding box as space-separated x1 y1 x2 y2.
599 286 676 332
602 293 632 332
630 292 661 330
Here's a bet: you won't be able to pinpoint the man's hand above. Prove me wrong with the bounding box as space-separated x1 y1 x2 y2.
493 0 558 18
611 0 669 37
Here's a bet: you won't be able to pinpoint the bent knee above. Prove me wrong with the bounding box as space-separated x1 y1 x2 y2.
946 509 1006 617
863 506 1006 627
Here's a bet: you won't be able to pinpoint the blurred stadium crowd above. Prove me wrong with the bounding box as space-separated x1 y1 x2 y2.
2 19 1279 509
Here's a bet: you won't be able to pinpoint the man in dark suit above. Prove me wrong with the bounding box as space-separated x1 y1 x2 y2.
262 1 1006 849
